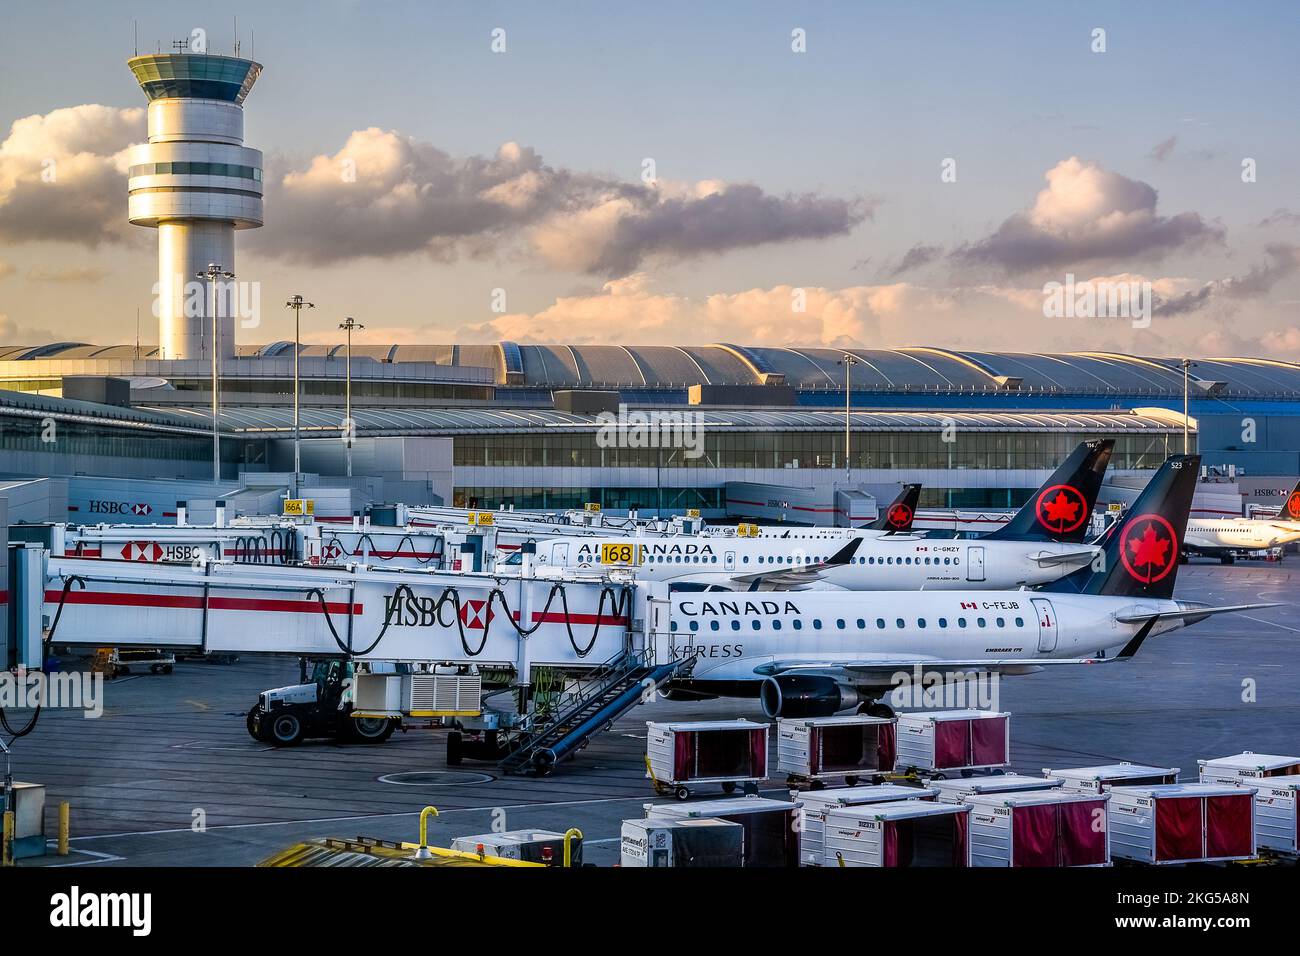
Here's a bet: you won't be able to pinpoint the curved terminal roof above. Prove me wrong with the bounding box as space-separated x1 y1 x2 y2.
5 342 1300 397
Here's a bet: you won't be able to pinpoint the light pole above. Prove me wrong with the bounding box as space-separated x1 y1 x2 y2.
1181 358 1195 455
837 353 861 484
198 263 234 485
338 317 364 478
285 294 315 497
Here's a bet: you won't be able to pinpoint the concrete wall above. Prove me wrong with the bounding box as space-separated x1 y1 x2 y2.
0 477 69 523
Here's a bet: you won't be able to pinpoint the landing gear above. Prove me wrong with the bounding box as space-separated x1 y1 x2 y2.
857 700 895 719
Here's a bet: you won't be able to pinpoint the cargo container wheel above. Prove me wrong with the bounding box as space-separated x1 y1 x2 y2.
675 786 691 800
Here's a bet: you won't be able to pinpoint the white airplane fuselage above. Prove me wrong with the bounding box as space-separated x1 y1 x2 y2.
666 589 1189 684
1183 518 1300 553
522 534 1099 591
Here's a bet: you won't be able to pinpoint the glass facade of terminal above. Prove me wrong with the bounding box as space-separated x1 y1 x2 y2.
452 430 1185 471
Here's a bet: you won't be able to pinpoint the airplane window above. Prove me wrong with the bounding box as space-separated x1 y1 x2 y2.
856 619 866 629
836 618 846 629
877 618 886 629
743 556 749 564
924 557 931 565
896 618 905 629
751 620 761 630
1015 617 1024 627
689 620 699 631
977 618 986 627
939 618 948 628
773 620 782 631
709 620 719 631
944 558 951 565
731 620 741 631
812 619 823 630
955 558 960 565
918 618 927 628
793 619 803 630
711 556 717 563
958 617 967 627
868 557 875 565
996 617 1006 627
670 620 678 632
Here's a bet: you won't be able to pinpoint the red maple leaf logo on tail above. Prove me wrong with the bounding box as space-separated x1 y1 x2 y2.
887 504 912 527
1119 515 1178 584
1042 492 1079 526
1035 484 1087 533
1286 491 1300 519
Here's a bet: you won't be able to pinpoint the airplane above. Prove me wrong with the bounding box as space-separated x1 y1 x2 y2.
1181 478 1300 563
657 454 1277 717
507 441 1114 591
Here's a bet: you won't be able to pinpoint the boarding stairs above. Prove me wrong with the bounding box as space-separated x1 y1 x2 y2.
498 648 693 776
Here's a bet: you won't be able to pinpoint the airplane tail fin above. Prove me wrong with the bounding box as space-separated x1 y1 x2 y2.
985 439 1114 543
1043 454 1199 599
1282 478 1300 522
865 483 921 532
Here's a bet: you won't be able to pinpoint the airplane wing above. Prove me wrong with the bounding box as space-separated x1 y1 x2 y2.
727 537 861 588
1031 548 1099 568
1113 602 1281 625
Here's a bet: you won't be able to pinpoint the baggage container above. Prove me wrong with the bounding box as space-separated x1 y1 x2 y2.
1236 777 1300 857
798 783 937 866
776 715 895 785
1107 784 1255 865
646 719 768 799
1197 751 1300 785
965 790 1110 867
1044 762 1179 794
894 710 1009 776
619 817 744 867
645 796 799 867
930 774 1062 804
449 828 580 866
823 800 971 867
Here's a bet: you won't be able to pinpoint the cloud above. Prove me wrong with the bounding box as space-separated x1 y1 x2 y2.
0 313 57 344
1257 208 1300 228
1149 136 1177 162
0 104 145 246
887 243 943 277
1154 244 1300 315
955 157 1224 273
0 260 13 279
254 129 868 275
25 265 110 283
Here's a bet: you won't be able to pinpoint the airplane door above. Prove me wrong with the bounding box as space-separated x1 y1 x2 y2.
1031 597 1057 652
724 550 736 571
554 542 570 566
966 546 985 582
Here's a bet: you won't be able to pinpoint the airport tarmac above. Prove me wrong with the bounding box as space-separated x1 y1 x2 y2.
11 563 1299 867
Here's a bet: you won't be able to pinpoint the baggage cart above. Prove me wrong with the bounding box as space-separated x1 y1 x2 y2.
1197 751 1300 785
1044 761 1179 794
1235 777 1300 857
1107 783 1255 865
450 828 580 866
619 817 744 867
645 719 768 799
965 790 1110 867
776 715 895 787
930 773 1062 804
894 709 1010 778
823 800 971 867
645 796 800 867
799 783 937 865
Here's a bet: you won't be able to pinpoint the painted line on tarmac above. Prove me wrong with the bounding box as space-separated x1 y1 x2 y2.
1239 614 1300 634
67 791 783 843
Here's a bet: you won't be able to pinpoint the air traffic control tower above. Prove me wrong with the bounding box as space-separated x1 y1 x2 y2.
127 53 263 360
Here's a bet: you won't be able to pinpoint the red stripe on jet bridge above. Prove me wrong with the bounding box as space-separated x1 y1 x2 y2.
0 590 8 605
44 590 362 615
509 610 629 626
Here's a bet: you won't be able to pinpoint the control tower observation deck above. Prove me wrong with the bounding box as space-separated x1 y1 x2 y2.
127 53 263 361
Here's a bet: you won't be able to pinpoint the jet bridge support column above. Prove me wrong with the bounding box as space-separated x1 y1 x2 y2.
513 541 536 715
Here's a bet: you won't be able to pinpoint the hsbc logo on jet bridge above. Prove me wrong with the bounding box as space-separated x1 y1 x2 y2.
382 592 495 629
87 500 152 517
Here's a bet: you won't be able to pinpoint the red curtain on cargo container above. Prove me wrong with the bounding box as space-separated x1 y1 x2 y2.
952 810 969 867
876 723 896 772
1059 799 1108 866
1155 796 1203 861
673 731 693 781
809 728 822 776
970 717 1006 766
1206 794 1253 859
1011 803 1058 867
934 720 968 769
749 728 767 778
882 821 900 867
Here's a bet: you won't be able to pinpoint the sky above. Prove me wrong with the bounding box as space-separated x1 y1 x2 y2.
1 0 1299 357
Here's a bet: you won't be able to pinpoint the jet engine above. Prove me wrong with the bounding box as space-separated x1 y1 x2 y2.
759 675 861 719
